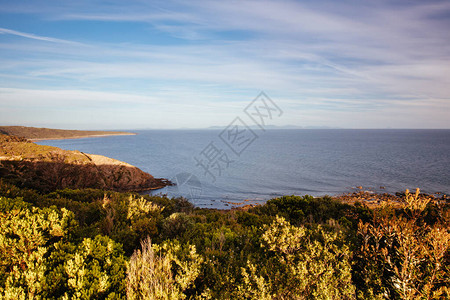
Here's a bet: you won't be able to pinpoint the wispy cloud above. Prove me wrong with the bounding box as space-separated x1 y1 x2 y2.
0 27 81 45
0 0 449 128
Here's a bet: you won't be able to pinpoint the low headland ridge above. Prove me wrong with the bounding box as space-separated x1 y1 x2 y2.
0 125 136 141
0 131 171 192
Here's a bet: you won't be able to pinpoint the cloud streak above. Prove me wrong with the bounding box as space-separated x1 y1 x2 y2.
0 27 81 45
0 0 449 128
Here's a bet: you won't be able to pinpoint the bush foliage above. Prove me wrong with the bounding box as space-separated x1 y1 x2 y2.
0 182 448 299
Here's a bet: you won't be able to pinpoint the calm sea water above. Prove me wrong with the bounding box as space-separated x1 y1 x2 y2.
37 129 450 208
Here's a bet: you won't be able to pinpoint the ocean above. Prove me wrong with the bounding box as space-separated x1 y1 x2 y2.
37 129 450 208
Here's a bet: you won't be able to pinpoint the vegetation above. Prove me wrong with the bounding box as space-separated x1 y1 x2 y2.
0 180 447 299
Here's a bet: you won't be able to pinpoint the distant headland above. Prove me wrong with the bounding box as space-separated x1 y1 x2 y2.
0 126 136 141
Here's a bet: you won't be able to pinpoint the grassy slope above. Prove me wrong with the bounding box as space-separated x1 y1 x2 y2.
0 126 134 140
0 133 90 163
0 133 170 191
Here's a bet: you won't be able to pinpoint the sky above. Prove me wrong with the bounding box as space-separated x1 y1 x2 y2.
0 0 449 129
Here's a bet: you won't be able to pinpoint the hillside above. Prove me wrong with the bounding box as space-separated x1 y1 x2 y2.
0 133 170 192
0 126 135 140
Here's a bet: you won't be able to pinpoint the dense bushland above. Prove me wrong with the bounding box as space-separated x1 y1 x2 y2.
0 182 448 299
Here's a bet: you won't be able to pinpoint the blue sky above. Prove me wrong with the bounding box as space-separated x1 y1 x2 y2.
0 0 449 129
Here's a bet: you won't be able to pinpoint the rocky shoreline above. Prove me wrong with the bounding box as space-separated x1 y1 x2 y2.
219 189 449 210
331 188 448 208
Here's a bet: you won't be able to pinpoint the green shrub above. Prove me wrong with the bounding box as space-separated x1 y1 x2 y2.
0 197 76 298
126 237 203 299
236 215 355 299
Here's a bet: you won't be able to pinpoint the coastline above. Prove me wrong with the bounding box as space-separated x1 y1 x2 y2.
1 132 173 192
30 132 137 141
209 189 449 210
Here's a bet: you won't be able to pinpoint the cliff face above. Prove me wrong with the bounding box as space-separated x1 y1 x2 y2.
0 134 170 192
